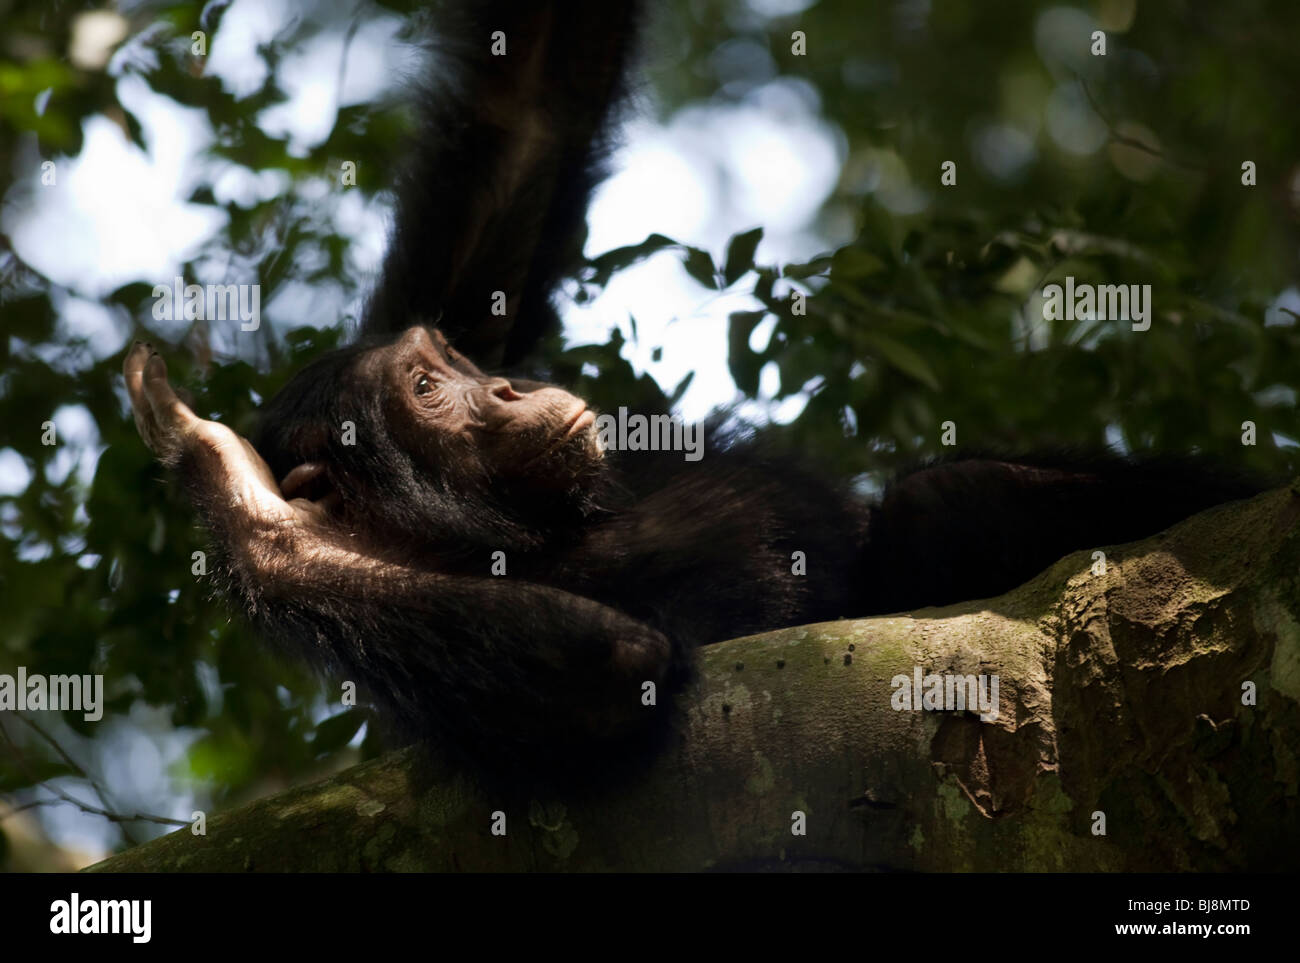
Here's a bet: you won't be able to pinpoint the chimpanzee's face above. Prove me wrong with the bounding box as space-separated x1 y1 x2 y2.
375 325 603 495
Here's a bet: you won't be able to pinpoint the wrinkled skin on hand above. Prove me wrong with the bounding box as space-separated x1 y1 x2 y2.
123 342 330 534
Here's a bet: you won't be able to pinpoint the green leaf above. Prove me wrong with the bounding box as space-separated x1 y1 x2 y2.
727 310 768 394
723 227 763 286
831 247 887 280
860 331 941 391
586 234 679 286
311 708 366 755
781 255 833 280
681 247 720 289
668 370 695 407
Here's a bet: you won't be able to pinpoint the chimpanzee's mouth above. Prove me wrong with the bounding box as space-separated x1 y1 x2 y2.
561 408 596 439
523 407 597 467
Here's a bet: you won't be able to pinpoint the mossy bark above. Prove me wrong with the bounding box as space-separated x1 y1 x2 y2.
90 482 1300 872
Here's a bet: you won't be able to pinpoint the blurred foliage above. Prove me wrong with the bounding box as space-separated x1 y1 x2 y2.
1 0 1298 860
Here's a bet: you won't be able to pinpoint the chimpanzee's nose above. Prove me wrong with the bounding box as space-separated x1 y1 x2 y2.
488 378 522 401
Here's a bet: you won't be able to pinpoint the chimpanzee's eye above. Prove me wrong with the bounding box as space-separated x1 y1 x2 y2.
414 374 433 396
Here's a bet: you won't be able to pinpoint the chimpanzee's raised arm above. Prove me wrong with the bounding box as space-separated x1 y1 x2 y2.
123 343 672 774
362 0 644 367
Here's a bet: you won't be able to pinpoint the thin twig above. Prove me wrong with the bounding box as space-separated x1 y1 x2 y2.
0 717 189 829
1075 76 1203 172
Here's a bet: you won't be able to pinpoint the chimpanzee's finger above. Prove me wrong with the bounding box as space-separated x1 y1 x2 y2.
142 352 201 434
280 462 326 499
124 342 160 450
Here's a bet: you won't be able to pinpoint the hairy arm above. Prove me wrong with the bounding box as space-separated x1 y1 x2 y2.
363 0 643 367
124 343 668 768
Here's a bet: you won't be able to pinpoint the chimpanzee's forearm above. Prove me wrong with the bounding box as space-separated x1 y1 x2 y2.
181 472 673 765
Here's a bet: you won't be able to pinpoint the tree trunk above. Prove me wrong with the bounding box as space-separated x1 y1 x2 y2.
90 482 1300 872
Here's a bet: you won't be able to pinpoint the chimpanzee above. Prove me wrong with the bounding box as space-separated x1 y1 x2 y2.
123 0 1267 779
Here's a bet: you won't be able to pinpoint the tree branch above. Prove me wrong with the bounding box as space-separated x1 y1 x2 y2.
89 481 1300 872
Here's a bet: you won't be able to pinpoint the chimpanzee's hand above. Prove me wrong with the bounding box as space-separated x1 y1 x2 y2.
123 342 331 532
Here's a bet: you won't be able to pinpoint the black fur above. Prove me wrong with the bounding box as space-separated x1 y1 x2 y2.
179 0 1271 785
362 1 643 367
